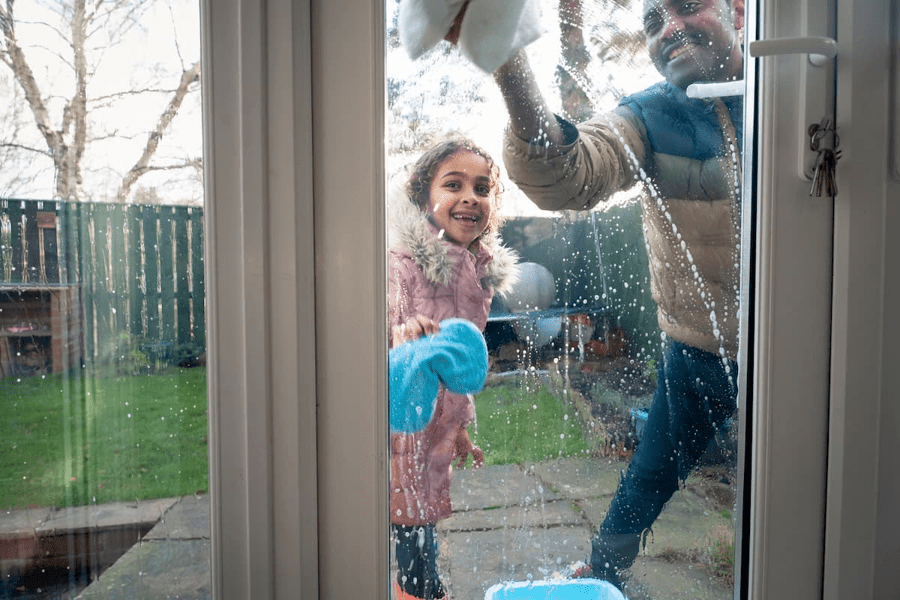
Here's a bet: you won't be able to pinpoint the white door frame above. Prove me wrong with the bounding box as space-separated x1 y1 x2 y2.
199 0 899 598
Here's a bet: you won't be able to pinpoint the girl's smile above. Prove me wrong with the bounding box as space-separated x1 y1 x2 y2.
427 150 496 250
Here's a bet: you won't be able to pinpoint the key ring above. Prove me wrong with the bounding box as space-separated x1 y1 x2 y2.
808 117 839 152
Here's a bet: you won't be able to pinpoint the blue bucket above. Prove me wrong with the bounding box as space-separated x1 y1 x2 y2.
484 579 627 600
630 407 649 440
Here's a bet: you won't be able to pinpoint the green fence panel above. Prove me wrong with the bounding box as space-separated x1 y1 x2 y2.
92 204 115 355
175 208 192 352
42 202 61 284
7 200 24 284
79 203 96 361
110 205 128 334
158 206 176 351
190 207 205 349
127 205 144 339
22 201 40 283
58 203 75 286
141 205 160 343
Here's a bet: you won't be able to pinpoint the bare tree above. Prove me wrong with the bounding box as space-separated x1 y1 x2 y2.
558 0 651 118
0 0 201 202
557 0 594 123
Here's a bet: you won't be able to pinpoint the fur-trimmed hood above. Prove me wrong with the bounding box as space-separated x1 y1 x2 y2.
388 185 519 297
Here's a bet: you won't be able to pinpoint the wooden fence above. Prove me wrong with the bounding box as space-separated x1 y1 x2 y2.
0 198 205 367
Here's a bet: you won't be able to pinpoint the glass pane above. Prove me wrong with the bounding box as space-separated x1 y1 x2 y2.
0 1 208 598
386 0 744 598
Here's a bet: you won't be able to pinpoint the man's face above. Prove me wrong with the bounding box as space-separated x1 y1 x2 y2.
643 0 744 89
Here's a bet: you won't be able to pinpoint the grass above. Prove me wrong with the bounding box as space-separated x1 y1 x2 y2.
1 371 588 507
469 380 593 467
0 367 208 510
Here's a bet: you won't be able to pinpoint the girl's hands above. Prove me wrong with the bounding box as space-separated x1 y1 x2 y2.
392 315 440 347
453 427 484 469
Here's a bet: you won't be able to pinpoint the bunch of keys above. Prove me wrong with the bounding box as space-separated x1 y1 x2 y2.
808 117 841 197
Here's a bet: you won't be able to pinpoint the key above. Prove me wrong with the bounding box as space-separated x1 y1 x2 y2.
808 118 841 197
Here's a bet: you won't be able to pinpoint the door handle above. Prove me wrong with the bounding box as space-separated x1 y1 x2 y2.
749 36 837 66
750 36 837 181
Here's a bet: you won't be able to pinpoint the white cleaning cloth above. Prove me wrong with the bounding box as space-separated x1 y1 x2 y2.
399 0 544 74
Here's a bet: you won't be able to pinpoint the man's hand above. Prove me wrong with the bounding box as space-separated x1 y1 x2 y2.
392 315 440 347
443 1 471 45
493 50 567 145
454 426 484 469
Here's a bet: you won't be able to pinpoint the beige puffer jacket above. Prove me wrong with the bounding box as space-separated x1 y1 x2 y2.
502 88 742 361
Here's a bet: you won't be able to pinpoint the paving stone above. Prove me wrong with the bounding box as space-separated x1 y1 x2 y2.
577 488 733 559
0 507 51 541
624 557 733 600
531 457 625 500
450 464 561 511
75 538 210 600
143 495 210 541
440 499 585 533
643 491 733 558
572 495 614 530
35 499 177 535
439 525 593 600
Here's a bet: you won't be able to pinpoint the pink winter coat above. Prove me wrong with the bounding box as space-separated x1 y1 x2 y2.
389 197 518 526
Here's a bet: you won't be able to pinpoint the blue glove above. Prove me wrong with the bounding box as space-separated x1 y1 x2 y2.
389 318 489 434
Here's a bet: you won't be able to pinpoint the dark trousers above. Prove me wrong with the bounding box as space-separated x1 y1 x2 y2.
592 340 738 574
392 523 446 599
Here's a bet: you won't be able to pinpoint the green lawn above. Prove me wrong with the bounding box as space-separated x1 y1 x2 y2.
1 371 588 508
469 380 592 467
0 368 208 510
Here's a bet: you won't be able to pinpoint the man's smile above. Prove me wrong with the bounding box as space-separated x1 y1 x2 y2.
667 43 696 61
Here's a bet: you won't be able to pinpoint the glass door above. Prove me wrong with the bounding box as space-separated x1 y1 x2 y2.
384 1 766 598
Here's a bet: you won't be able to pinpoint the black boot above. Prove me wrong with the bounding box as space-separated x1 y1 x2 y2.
589 531 643 590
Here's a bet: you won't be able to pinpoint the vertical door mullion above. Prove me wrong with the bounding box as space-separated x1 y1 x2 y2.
748 0 834 597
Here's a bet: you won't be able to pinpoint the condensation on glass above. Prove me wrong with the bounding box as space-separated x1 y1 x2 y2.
0 1 208 597
385 0 746 598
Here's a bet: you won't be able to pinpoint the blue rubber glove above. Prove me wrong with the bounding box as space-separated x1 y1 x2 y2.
389 318 488 434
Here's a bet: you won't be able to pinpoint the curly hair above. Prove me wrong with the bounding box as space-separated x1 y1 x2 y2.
406 137 505 238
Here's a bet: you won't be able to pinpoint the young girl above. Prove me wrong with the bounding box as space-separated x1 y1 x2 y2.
389 138 518 600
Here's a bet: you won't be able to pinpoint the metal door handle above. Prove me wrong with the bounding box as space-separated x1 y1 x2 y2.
750 36 837 66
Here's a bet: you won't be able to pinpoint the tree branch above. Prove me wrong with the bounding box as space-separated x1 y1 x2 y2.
128 158 202 175
0 2 65 159
66 0 89 199
0 141 54 158
89 86 185 104
116 60 201 202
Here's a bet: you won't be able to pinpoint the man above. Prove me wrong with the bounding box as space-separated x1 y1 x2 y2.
490 0 745 589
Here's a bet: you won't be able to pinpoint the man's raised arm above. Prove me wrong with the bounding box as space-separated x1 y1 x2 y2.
493 50 567 147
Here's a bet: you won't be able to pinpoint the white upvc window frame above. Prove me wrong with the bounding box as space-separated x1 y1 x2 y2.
200 0 900 598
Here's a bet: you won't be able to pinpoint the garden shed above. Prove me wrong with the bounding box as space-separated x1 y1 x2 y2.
0 283 84 377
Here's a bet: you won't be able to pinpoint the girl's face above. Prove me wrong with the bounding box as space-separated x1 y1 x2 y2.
427 150 496 250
